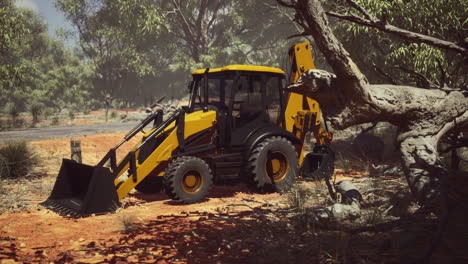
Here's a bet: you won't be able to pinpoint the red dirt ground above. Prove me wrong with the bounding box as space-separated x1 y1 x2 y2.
0 133 358 263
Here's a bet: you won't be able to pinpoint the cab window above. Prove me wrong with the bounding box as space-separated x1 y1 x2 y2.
265 76 282 124
190 74 234 110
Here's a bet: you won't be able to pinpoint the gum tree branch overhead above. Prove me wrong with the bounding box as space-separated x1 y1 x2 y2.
278 0 468 209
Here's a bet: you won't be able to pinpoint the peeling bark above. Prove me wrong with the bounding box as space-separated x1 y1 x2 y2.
282 0 468 207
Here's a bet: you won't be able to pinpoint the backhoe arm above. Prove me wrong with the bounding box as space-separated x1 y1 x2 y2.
284 41 333 165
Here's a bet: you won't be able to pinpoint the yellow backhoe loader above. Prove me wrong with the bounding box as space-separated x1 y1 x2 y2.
42 42 334 217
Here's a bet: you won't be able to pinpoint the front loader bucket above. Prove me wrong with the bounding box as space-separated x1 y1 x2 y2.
41 159 119 217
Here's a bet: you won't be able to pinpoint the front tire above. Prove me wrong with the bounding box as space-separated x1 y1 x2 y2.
246 136 298 192
163 156 213 203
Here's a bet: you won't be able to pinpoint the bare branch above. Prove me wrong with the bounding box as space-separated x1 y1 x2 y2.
327 11 468 56
345 0 375 22
372 63 399 85
276 0 296 8
396 66 438 89
170 0 196 41
287 32 311 39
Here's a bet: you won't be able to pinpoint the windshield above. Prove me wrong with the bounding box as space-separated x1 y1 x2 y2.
189 73 234 111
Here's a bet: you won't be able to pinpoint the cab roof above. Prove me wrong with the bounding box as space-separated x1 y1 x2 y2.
191 64 285 75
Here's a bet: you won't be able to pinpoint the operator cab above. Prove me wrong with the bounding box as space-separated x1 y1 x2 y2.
190 65 286 146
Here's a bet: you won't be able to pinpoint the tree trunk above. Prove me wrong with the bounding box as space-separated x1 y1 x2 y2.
70 139 82 163
283 0 468 207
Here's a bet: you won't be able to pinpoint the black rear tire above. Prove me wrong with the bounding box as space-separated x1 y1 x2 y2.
163 156 213 203
246 136 298 192
135 176 163 194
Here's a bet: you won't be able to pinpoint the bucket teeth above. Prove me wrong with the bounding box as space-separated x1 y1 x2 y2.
40 199 85 218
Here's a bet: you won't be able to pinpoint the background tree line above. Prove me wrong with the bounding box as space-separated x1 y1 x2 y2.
1 0 96 117
1 0 465 119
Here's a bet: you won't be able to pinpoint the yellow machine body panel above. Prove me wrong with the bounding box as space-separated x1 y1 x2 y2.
115 110 216 201
192 64 285 75
284 42 317 135
288 41 316 84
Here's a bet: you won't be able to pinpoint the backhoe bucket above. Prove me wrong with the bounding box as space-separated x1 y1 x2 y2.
41 159 119 217
301 147 335 180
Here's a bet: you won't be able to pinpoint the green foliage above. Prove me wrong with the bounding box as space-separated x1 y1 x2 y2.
56 0 163 105
82 108 91 115
51 115 60 126
0 118 26 130
0 141 38 179
0 1 97 117
328 0 467 87
42 107 53 120
56 0 302 103
4 0 460 115
4 102 19 119
0 1 27 90
11 118 25 129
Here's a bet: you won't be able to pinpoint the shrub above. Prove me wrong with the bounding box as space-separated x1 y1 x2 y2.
82 108 91 115
42 107 53 120
29 101 45 125
0 141 39 179
1 118 26 130
68 110 75 121
12 118 25 128
4 102 19 119
51 115 59 126
110 110 118 119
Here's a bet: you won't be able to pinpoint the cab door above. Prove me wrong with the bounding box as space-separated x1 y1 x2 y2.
229 72 268 146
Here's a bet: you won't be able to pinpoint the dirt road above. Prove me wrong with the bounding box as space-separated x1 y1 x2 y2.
0 122 140 143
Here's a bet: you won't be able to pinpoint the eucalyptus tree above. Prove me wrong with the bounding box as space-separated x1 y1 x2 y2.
56 0 304 103
0 0 27 106
278 0 467 221
325 0 467 88
0 0 96 118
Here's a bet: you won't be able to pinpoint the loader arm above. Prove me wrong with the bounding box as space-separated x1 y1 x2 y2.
114 110 217 201
42 109 216 217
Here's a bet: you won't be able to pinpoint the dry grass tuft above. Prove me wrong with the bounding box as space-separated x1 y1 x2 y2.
0 141 39 179
118 214 142 234
286 183 314 212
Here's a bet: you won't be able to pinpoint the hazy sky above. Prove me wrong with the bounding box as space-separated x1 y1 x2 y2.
14 0 75 46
